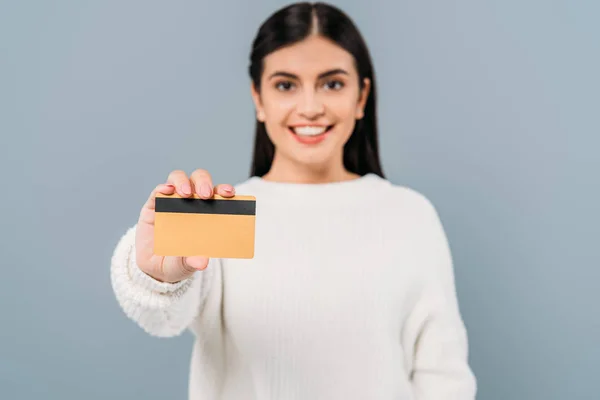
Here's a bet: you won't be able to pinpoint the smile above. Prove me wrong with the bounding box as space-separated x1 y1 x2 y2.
289 125 333 136
288 125 334 145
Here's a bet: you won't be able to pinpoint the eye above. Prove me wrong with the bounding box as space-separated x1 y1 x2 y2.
275 81 295 91
323 79 344 91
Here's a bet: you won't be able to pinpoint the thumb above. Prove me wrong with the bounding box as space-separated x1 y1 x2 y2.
183 256 210 271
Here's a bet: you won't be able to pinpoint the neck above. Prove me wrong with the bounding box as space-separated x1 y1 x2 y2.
262 153 359 184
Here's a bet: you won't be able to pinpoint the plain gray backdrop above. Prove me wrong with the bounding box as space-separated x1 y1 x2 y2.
2 0 598 399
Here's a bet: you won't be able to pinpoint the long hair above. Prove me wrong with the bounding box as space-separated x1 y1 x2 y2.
248 2 385 178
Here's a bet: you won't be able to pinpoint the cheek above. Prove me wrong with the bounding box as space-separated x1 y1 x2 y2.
329 95 360 122
327 96 360 141
263 96 294 126
261 98 295 145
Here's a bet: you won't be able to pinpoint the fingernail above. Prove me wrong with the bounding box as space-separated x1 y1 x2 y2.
201 184 212 197
182 183 191 195
223 185 233 193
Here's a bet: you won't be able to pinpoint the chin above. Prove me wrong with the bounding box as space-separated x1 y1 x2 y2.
290 149 340 168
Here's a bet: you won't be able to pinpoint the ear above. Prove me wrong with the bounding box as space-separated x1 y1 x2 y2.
250 82 266 122
355 77 371 120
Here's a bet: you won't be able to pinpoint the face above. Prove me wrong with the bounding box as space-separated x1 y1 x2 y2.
251 35 370 174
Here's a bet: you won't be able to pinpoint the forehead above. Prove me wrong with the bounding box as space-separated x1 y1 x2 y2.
262 35 356 78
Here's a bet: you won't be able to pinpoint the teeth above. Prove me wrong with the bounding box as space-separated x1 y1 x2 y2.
292 126 327 136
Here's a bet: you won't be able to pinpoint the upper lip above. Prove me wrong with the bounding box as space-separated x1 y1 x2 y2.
288 124 332 127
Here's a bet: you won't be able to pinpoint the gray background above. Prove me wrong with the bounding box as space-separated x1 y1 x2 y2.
2 0 598 399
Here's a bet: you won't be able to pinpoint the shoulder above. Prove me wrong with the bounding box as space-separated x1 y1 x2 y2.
367 175 448 242
232 177 257 192
369 174 439 217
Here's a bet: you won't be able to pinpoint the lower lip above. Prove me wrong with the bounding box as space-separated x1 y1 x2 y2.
289 126 332 145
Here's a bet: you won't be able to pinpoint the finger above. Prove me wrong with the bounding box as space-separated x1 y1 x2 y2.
143 184 176 211
190 169 214 199
167 170 192 197
214 184 235 198
139 184 176 226
182 256 210 271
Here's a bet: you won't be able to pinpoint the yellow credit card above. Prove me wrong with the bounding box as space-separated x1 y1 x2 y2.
154 193 256 259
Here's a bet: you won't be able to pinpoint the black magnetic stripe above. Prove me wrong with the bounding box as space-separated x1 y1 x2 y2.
155 197 255 215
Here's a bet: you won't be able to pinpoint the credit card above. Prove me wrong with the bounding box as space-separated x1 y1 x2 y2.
154 193 256 259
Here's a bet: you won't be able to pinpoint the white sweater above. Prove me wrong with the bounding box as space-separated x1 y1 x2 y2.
110 173 477 400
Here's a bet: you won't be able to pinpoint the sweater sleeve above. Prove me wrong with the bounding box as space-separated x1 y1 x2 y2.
110 225 217 337
404 198 477 400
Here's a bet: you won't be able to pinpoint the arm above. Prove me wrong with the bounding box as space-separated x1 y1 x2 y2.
404 198 477 399
110 225 217 337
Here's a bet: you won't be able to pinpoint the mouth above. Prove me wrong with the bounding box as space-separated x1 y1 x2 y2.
288 125 334 144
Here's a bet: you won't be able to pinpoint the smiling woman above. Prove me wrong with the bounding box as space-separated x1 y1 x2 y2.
248 3 382 183
110 2 477 400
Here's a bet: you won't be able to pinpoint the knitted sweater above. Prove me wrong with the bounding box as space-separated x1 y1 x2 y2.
110 173 477 399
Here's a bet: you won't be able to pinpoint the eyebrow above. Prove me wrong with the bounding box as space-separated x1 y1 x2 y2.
268 68 349 80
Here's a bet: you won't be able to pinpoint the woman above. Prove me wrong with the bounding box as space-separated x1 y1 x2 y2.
111 2 477 399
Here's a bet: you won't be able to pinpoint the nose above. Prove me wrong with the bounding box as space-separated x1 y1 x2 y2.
297 89 325 119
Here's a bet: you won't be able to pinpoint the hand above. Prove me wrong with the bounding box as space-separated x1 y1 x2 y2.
134 169 236 283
